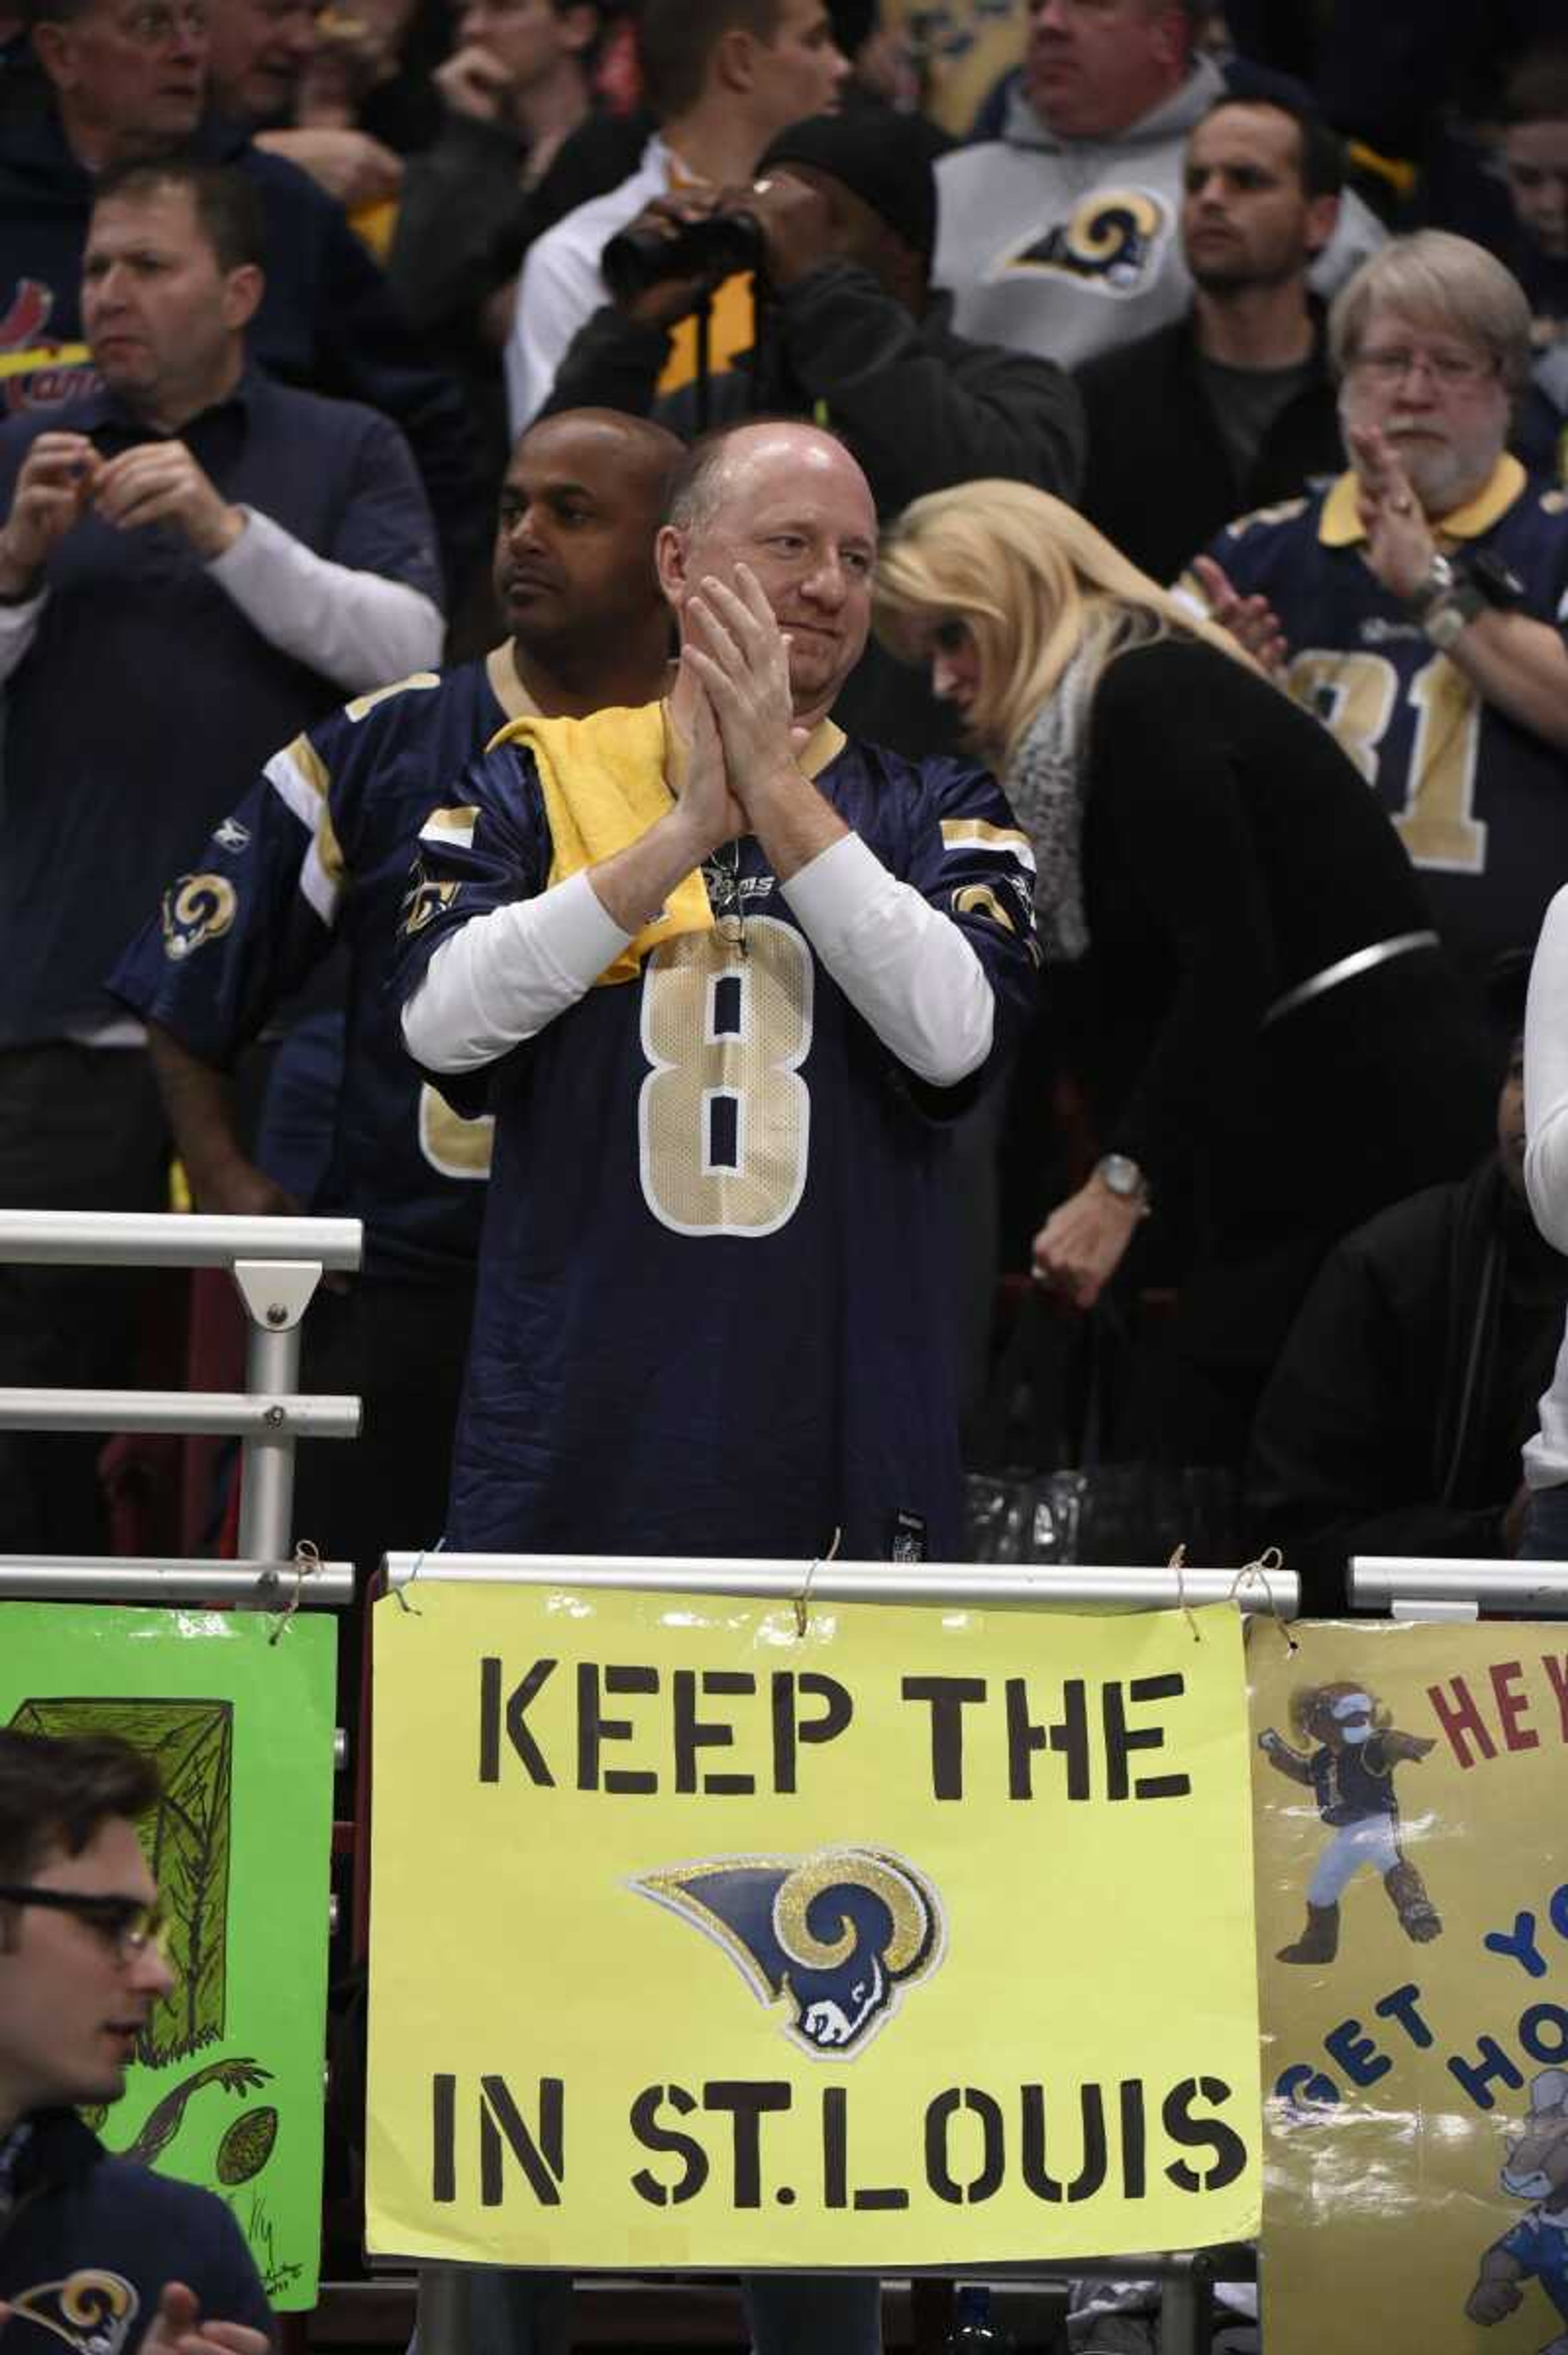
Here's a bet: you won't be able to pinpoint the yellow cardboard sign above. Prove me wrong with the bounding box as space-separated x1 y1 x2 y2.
367 1583 1260 2268
1254 1622 1568 2354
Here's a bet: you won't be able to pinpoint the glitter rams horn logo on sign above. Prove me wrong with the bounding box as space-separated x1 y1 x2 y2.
632 1846 944 2056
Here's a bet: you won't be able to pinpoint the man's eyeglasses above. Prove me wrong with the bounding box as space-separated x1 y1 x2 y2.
114 3 208 47
1350 345 1496 389
0 1886 171 1961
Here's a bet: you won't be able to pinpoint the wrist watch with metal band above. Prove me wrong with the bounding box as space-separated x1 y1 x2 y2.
1406 552 1458 620
1424 583 1486 651
1095 1152 1151 1214
1409 548 1526 651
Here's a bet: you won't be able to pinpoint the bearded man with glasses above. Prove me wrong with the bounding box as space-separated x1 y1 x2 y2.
0 1731 274 2355
1181 230 1568 991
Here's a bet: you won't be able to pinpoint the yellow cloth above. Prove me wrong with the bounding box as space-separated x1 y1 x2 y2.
655 149 756 397
349 196 398 263
659 269 757 398
486 703 713 984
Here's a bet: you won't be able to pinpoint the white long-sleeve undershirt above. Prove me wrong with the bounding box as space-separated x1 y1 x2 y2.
1522 883 1568 1488
402 830 995 1089
1527 887 1568 1249
0 505 443 694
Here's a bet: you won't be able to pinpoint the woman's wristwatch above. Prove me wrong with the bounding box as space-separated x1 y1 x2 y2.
1095 1153 1152 1215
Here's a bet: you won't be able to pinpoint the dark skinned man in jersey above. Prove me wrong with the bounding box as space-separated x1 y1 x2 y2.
109 409 682 1678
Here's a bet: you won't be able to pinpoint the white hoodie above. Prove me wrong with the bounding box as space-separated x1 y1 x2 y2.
935 57 1382 374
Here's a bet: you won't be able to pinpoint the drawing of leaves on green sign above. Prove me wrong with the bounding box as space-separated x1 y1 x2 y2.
7 1696 232 2065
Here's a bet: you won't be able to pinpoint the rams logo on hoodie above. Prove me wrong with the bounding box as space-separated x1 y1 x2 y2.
993 186 1172 294
5 2270 138 2355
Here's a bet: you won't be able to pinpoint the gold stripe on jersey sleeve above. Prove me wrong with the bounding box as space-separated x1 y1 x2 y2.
940 818 1037 871
419 806 477 848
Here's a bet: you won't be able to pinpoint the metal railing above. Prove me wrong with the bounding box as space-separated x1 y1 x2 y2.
384 1553 1300 1614
1351 1557 1568 1618
0 1208 363 1570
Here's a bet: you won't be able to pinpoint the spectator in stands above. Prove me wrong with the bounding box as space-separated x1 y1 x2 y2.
384 0 604 483
1521 885 1568 1562
0 156 443 1559
544 102 1083 753
205 0 405 214
0 0 485 595
1249 961 1565 1611
388 0 600 334
0 1729 275 2355
505 0 850 430
547 108 1082 514
1495 42 1568 482
875 479 1494 1464
1498 42 1568 325
394 417 1040 2350
1186 232 1568 987
933 0 1379 375
109 408 680 1686
1075 92 1345 584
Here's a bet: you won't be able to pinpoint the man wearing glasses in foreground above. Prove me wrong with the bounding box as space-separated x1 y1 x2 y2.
0 1731 273 2355
1182 230 1568 991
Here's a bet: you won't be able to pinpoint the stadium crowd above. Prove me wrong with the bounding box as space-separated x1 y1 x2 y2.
4 0 1568 2345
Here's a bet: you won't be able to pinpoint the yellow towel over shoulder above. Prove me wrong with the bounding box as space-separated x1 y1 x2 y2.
486 702 713 984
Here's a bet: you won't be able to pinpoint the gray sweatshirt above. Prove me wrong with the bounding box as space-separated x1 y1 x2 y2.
935 58 1381 374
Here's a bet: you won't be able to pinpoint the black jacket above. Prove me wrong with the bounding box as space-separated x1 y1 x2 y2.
545 262 1085 520
0 109 486 597
0 2110 275 2355
1247 1159 1568 1613
543 262 1084 757
1074 305 1342 583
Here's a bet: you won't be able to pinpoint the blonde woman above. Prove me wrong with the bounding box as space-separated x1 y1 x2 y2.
876 480 1495 1462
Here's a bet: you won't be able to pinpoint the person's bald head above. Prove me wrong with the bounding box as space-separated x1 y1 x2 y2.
493 409 682 677
657 421 876 723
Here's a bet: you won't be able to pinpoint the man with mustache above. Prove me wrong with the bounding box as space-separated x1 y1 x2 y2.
0 1731 274 2355
1185 231 1568 986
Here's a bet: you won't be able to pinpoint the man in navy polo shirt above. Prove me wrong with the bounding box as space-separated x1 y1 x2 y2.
0 152 443 1555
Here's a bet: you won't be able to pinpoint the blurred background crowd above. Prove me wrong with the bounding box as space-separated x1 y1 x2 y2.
4 0 1568 1633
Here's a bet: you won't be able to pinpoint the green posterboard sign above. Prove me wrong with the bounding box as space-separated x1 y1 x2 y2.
0 1604 336 2309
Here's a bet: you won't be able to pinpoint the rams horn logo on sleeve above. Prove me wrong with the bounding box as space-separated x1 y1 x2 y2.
159 873 237 962
7 2270 138 2355
994 186 1171 294
632 1846 944 2057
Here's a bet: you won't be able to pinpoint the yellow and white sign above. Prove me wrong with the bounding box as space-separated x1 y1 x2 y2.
367 1582 1260 2268
1254 1622 1568 2354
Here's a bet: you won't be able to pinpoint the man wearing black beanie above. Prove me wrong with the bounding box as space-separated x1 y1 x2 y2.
544 105 1084 555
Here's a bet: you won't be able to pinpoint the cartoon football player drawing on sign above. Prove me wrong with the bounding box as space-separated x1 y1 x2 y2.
1258 1680 1440 1964
1467 2067 1568 2353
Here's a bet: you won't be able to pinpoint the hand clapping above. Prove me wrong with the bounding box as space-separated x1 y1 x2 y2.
680 563 805 822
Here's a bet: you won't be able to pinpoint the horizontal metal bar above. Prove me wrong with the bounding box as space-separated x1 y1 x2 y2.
0 1387 360 1437
1352 1557 1568 1613
383 1554 1297 1615
394 2246 1250 2281
0 1209 361 1271
0 1559 354 1606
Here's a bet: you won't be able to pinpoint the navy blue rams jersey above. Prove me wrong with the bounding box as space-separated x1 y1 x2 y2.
1309 1738 1399 1827
393 733 1040 1563
110 651 535 1281
1182 459 1568 978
